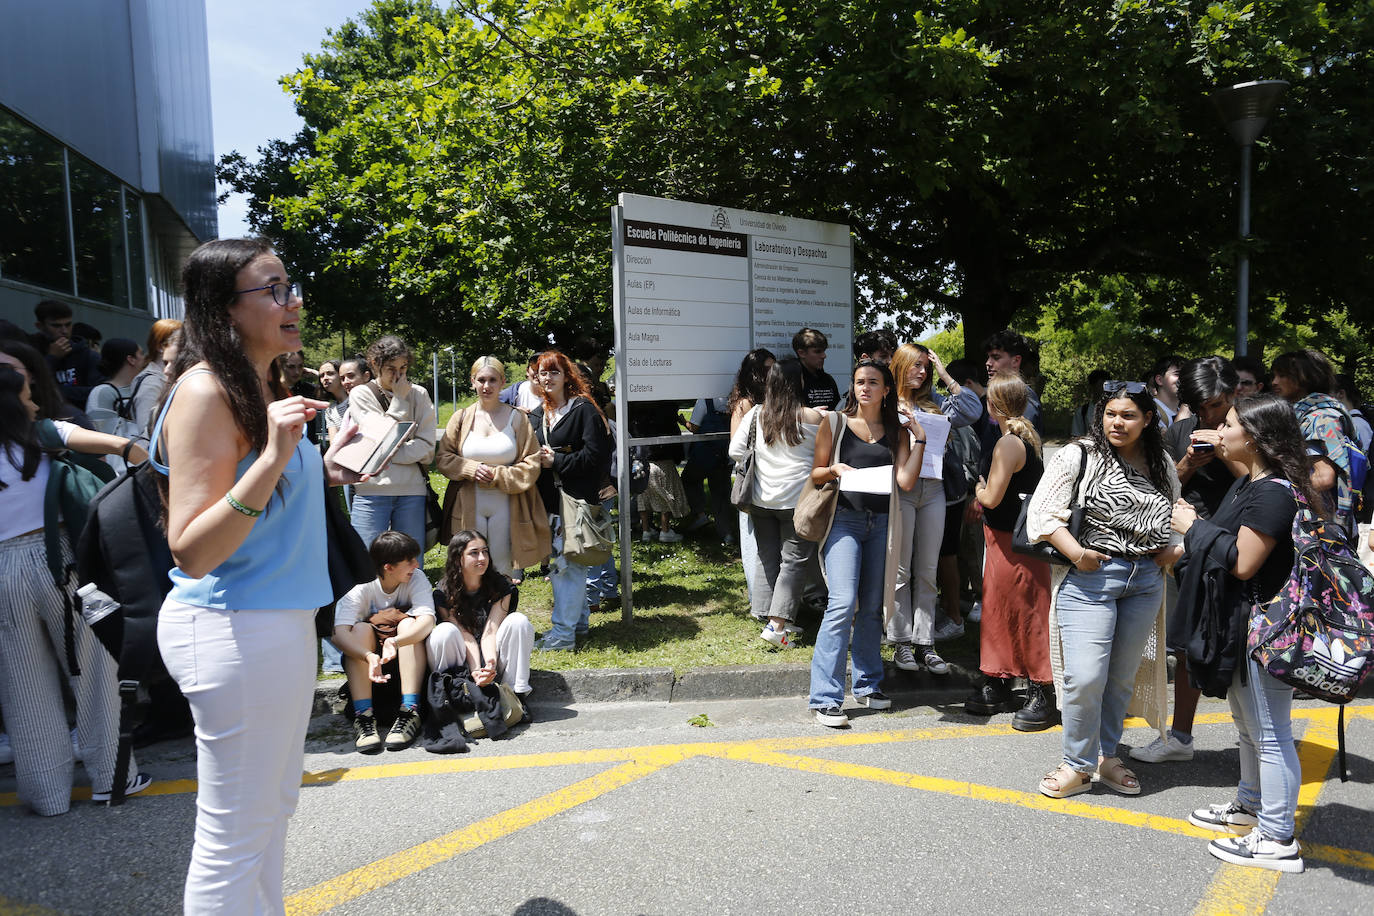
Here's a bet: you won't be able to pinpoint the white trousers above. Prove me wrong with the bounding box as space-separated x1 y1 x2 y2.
158 600 315 916
426 613 534 693
472 487 516 577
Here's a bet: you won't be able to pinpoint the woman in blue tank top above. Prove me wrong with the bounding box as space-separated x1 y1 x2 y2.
152 238 366 914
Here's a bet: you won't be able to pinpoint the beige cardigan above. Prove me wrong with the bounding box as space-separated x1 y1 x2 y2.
435 405 551 568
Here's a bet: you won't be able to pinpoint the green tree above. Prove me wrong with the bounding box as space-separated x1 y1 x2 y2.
221 0 1373 363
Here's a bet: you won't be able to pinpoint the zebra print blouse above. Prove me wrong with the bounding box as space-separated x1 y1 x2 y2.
1026 440 1181 557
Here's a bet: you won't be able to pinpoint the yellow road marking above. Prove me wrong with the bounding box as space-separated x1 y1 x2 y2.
1190 713 1341 916
283 749 685 916
0 895 61 916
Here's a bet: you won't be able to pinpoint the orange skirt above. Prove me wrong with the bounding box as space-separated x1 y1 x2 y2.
979 525 1052 683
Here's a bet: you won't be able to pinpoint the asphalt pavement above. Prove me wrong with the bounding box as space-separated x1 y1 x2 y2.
2 689 1371 915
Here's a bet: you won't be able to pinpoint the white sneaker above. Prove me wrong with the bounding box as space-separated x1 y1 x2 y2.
1130 733 1194 763
1189 801 1259 833
1208 829 1304 873
640 530 655 543
0 732 13 766
760 623 795 649
658 529 683 543
967 602 982 623
933 619 965 642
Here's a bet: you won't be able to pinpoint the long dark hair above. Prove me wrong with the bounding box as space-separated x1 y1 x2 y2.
97 338 141 378
842 358 902 459
760 356 808 447
1234 394 1327 516
439 530 513 633
0 366 41 487
1089 384 1172 496
728 348 774 414
0 338 68 421
159 238 286 453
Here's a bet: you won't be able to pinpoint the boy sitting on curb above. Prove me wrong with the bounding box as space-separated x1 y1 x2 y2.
332 531 435 752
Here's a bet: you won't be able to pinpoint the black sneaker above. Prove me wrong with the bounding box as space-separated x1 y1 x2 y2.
385 708 422 751
857 691 892 710
92 772 153 803
353 712 382 753
814 706 848 728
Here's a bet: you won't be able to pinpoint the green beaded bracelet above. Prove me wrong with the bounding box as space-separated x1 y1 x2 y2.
225 490 263 518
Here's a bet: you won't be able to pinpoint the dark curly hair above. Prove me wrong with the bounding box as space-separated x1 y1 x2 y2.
1089 384 1173 497
1234 394 1327 517
438 530 514 634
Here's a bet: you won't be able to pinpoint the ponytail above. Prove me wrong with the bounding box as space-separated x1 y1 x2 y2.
1002 415 1041 459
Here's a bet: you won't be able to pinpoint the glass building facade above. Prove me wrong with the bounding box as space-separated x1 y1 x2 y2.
0 0 216 336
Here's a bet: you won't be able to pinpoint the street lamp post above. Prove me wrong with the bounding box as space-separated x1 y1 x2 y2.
1210 79 1288 357
443 346 456 411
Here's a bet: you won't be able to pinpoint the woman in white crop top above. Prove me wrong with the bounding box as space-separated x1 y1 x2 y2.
0 364 148 816
728 356 821 648
436 356 550 580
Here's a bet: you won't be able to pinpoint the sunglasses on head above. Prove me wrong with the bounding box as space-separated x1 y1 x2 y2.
1102 380 1147 395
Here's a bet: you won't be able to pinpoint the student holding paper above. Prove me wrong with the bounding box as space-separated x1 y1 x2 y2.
347 335 437 549
884 343 983 675
808 359 924 727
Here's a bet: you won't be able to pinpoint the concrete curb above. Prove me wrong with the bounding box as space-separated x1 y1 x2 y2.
312 659 986 717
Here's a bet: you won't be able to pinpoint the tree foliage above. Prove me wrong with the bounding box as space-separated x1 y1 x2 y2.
220 0 1373 371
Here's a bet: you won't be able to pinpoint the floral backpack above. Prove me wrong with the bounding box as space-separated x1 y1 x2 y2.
1248 488 1374 779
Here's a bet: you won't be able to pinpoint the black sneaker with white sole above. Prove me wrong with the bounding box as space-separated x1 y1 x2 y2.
857 691 892 710
92 772 153 802
814 706 848 728
1189 801 1259 833
1207 829 1304 873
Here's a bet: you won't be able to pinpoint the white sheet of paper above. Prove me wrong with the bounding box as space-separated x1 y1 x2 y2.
912 411 951 480
838 464 894 494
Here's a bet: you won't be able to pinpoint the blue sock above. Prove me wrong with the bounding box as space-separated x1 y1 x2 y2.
401 694 419 711
353 698 373 716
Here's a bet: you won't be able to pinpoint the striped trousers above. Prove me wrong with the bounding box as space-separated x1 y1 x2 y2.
0 531 136 816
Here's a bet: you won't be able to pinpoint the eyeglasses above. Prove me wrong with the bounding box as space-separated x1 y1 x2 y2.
234 282 302 306
1102 380 1147 395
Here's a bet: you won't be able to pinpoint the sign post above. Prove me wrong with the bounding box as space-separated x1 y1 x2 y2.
612 194 853 620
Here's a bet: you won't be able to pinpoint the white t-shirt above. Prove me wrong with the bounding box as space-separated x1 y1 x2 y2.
333 569 436 630
515 381 543 412
1 420 74 542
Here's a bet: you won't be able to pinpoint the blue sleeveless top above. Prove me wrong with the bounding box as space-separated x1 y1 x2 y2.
152 370 331 610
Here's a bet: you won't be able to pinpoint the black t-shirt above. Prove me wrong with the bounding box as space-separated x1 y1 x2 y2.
1164 416 1237 519
836 425 892 513
1209 475 1297 604
433 582 520 643
800 367 839 410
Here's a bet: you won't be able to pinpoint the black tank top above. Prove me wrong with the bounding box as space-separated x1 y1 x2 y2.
979 436 1044 532
837 424 893 513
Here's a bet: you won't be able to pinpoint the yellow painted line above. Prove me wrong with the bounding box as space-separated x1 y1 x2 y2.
1191 712 1341 916
283 749 684 916
0 895 61 916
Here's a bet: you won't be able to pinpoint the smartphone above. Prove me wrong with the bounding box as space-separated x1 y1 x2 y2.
1191 440 1214 454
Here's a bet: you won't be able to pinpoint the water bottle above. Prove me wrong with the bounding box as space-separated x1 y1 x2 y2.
76 583 120 626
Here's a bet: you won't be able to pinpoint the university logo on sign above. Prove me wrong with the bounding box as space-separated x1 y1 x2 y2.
710 208 731 231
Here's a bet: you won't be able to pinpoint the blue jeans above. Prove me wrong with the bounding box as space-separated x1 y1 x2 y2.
586 498 619 605
350 493 427 551
809 508 889 709
544 522 588 648
1055 557 1163 771
1229 657 1299 839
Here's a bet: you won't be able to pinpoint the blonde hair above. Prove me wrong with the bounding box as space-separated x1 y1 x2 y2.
889 342 938 412
986 371 1041 457
469 355 506 383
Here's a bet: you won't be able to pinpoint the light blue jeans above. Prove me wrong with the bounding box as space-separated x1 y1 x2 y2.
350 492 427 551
1229 657 1299 839
809 508 889 709
545 520 589 648
1055 556 1163 771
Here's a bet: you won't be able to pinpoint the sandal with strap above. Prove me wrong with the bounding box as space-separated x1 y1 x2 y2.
1039 764 1093 799
1097 756 1142 795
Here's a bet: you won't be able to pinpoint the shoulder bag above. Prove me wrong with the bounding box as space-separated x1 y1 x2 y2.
729 410 758 513
544 404 615 567
794 413 847 543
1012 441 1090 564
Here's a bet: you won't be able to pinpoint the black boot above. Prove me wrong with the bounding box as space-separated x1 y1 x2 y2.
964 677 1015 716
1012 681 1060 732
